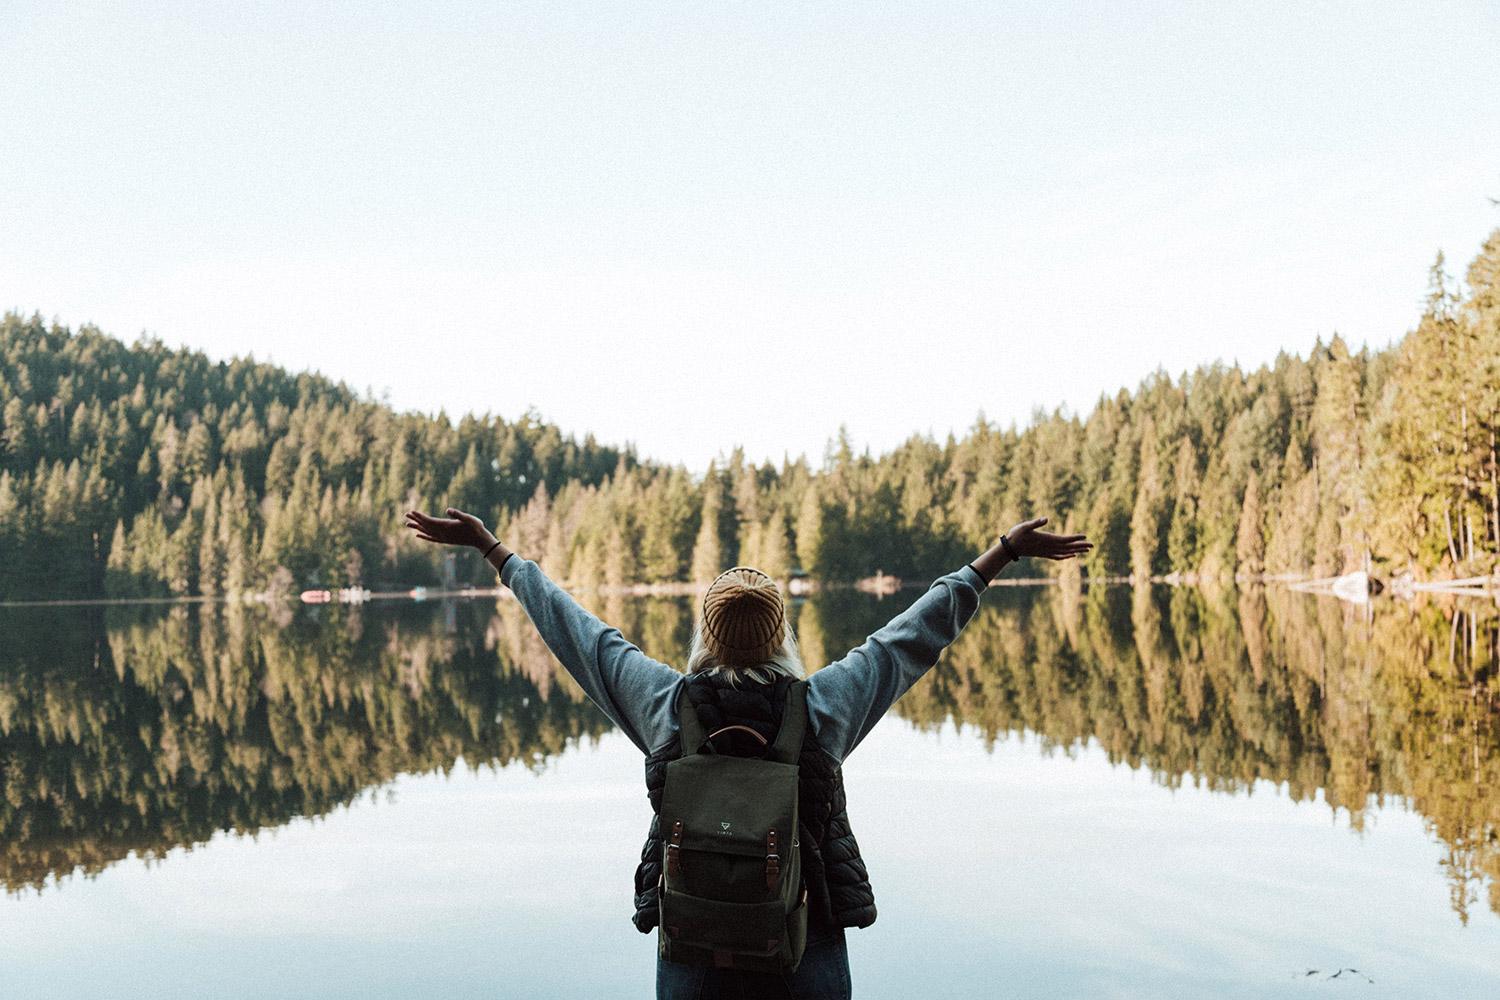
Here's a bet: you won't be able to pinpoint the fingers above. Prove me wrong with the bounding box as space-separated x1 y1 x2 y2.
1029 531 1091 546
403 511 455 539
1035 531 1089 543
1040 542 1092 560
405 510 458 530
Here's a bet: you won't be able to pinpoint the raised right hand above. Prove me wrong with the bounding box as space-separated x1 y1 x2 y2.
403 507 498 550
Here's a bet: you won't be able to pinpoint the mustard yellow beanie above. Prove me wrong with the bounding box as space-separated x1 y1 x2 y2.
700 566 786 666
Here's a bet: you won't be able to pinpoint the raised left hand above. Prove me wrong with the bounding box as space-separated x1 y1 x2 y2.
1004 517 1092 561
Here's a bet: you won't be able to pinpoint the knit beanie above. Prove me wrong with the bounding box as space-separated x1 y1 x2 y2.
700 566 786 666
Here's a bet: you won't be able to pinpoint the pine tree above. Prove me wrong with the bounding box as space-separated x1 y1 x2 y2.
1265 440 1317 576
105 518 131 595
1235 471 1265 578
1310 335 1365 574
0 471 20 597
1463 232 1500 559
758 509 792 581
795 482 823 576
197 484 223 594
691 468 726 582
603 524 627 591
1166 438 1201 574
739 519 764 574
1130 420 1170 581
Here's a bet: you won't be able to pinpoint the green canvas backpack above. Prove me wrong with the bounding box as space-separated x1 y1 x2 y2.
657 679 810 973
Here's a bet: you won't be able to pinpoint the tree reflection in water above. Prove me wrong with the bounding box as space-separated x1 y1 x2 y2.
2 585 1496 921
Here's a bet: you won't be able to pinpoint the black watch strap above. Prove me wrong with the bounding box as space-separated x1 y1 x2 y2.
1000 534 1020 561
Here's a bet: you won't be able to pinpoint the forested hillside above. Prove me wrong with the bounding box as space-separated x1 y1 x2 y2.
2 230 1497 600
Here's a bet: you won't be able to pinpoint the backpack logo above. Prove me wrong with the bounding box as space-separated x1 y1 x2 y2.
720 821 731 833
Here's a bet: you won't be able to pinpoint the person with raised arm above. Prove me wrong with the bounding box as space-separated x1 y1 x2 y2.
403 506 1089 999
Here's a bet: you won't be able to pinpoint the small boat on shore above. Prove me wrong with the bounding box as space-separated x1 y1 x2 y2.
855 571 901 597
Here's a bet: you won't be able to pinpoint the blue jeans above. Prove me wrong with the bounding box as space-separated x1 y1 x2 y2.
656 927 852 1000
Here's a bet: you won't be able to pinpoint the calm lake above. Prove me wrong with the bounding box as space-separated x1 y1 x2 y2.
3 583 1499 999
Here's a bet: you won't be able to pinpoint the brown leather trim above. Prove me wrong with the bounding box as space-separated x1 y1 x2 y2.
705 724 768 747
667 819 683 877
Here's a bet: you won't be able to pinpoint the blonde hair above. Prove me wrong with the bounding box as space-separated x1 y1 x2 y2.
686 615 805 686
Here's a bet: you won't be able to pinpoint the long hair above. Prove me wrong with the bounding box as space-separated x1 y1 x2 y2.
685 615 806 687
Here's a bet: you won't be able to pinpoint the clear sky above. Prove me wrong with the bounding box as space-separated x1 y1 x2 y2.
3 2 1497 475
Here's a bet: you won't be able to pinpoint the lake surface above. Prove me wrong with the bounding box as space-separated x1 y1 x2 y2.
3 583 1499 998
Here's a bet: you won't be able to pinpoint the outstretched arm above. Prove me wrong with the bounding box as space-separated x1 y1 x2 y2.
403 507 684 755
805 517 1090 763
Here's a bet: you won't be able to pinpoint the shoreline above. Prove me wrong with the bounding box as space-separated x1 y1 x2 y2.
3 572 1497 609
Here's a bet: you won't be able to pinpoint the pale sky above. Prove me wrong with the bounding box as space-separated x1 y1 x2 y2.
3 2 1497 475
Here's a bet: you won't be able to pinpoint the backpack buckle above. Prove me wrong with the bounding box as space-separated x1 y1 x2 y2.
765 830 780 889
667 819 683 877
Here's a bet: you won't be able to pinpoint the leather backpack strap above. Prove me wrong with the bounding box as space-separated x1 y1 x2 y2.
705 725 769 748
768 680 808 764
676 681 707 758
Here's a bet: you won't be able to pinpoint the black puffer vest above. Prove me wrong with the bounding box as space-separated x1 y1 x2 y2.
632 672 878 936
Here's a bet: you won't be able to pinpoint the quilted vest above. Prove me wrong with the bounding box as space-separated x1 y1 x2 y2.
632 671 878 936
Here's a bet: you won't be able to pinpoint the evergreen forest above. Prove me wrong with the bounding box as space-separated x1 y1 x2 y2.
2 231 1498 600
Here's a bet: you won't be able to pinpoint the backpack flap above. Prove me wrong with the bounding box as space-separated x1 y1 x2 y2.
660 754 797 858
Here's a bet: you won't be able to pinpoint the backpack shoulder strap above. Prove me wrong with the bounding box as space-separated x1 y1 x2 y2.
768 680 808 764
676 680 707 758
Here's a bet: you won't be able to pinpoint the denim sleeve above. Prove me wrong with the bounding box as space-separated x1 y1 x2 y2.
500 556 685 755
805 565 987 763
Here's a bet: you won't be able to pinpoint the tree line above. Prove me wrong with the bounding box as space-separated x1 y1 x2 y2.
1 229 1497 599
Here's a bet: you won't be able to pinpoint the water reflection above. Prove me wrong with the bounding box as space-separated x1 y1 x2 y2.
2 584 1496 921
